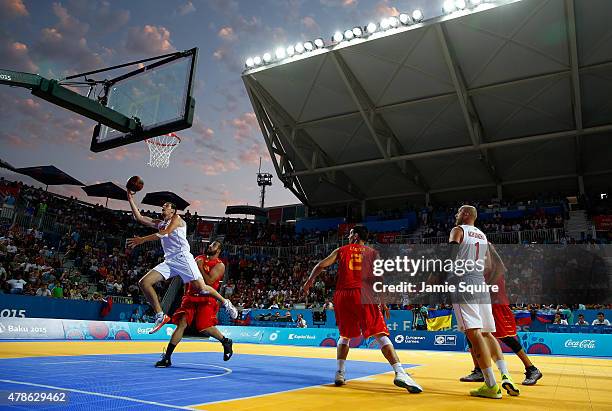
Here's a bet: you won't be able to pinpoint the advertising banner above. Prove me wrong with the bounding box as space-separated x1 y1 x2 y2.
390 330 466 351
62 319 175 340
0 317 64 339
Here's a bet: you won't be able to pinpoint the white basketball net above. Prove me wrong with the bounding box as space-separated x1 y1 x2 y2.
145 133 181 168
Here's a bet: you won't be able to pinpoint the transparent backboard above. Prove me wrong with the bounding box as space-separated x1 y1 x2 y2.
90 48 197 152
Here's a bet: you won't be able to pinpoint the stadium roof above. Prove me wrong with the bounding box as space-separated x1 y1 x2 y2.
243 0 612 207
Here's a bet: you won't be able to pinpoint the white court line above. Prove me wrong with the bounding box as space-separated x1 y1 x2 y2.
177 363 232 381
186 370 400 407
0 379 196 410
41 360 94 365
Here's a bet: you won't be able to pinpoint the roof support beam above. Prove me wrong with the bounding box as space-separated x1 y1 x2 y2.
245 76 367 201
565 0 584 176
330 51 429 192
243 78 309 205
293 60 612 129
436 24 500 184
287 123 612 177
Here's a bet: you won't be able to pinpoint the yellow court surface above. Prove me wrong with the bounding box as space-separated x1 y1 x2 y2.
0 341 610 411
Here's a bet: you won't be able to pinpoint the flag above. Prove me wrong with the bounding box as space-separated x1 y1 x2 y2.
514 310 532 326
536 312 556 323
426 309 452 331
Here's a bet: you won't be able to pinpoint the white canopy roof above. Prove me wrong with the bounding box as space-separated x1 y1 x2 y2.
243 0 612 207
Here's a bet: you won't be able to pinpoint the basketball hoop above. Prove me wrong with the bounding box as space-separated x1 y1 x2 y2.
145 133 181 168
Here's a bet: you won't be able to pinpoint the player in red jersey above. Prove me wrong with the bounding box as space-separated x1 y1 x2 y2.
303 225 422 393
155 241 233 367
460 243 542 385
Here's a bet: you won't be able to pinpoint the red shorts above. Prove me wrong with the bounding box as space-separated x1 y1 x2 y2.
334 288 389 339
172 296 219 332
492 304 517 338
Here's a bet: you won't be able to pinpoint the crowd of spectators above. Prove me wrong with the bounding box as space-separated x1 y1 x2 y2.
1 178 611 316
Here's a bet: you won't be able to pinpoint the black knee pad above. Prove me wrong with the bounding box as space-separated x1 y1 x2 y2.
501 336 523 354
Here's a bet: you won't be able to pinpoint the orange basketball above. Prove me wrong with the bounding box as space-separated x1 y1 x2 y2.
126 176 144 193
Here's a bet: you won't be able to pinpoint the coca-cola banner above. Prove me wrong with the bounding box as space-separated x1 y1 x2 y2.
517 332 612 357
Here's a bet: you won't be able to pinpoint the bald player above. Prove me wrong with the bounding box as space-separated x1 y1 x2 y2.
449 205 520 399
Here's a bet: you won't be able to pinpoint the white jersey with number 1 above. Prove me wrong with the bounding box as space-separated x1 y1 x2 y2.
453 224 495 332
457 224 488 279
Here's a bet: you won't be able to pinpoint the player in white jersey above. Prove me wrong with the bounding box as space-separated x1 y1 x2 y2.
449 205 519 399
126 191 237 334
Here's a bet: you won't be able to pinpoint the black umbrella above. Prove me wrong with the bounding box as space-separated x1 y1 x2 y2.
16 165 84 190
0 158 16 172
225 205 267 217
142 191 190 211
82 182 128 207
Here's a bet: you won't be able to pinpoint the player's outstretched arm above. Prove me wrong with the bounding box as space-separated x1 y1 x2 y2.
127 191 159 228
303 248 339 295
126 215 181 248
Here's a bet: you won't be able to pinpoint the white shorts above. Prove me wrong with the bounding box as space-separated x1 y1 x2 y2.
153 251 203 284
453 303 496 333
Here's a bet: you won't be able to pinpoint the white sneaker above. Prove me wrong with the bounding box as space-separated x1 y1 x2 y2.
394 372 423 393
334 370 346 386
223 299 238 319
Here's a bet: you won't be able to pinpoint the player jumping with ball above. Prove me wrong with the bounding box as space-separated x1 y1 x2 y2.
126 183 237 334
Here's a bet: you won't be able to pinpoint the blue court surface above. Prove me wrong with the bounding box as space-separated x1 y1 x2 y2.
0 352 411 410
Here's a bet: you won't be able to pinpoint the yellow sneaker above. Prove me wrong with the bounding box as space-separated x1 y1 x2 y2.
501 374 520 396
470 383 502 399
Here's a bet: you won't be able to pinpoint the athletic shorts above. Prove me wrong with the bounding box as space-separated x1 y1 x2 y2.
334 288 389 339
172 297 219 332
492 304 517 338
153 251 203 284
453 302 496 333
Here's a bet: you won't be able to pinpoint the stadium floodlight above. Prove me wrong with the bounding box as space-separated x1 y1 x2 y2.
412 9 423 22
352 27 363 37
275 47 286 60
304 41 314 51
245 57 255 68
366 22 377 34
295 42 305 53
380 18 391 30
333 31 344 42
253 56 262 65
389 16 400 28
314 38 325 48
286 45 295 57
262 52 272 63
443 0 456 13
344 29 354 40
399 13 411 25
456 0 467 10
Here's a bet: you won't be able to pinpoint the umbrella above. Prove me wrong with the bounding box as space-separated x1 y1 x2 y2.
142 191 190 211
225 205 267 217
16 165 84 190
0 158 16 172
82 182 128 207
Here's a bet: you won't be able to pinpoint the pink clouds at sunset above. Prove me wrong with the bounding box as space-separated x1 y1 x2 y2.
126 25 174 54
0 0 28 18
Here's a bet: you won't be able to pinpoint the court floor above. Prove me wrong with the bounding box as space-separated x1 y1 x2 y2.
0 341 610 410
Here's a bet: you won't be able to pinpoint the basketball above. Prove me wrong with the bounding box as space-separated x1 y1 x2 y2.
126 175 144 193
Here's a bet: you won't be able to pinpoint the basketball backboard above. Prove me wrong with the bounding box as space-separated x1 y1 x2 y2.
90 48 198 152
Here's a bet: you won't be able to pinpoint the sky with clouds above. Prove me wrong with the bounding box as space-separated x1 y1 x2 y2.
0 0 443 215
